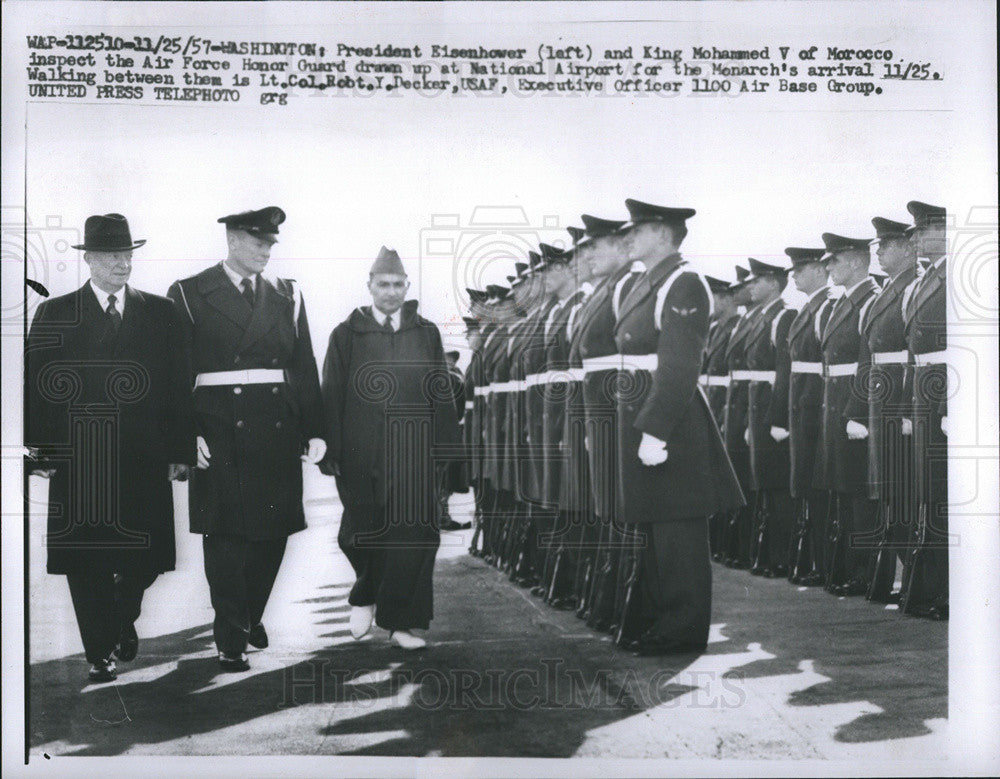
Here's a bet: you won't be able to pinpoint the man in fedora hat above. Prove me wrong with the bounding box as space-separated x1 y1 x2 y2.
167 206 326 672
26 213 195 683
320 247 459 650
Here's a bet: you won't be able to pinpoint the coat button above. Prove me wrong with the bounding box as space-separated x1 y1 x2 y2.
271 358 279 366
234 355 241 364
272 387 279 395
236 420 245 429
233 386 242 395
624 333 631 341
275 421 283 429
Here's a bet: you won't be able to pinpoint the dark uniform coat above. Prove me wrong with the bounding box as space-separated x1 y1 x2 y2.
321 300 459 511
613 256 744 521
504 313 535 502
702 313 739 427
722 305 760 491
845 265 919 498
575 265 644 521
745 299 795 491
447 364 470 493
480 322 510 489
27 284 196 574
817 278 880 493
558 284 595 512
767 287 831 498
168 264 324 539
520 298 561 506
464 336 488 490
541 292 585 507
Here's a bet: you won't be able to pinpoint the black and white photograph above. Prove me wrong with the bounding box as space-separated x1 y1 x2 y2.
1 1 997 776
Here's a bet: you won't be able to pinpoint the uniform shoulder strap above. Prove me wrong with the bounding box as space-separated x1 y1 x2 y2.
814 298 833 341
857 293 877 335
279 278 302 337
653 266 712 331
771 307 795 346
175 278 195 324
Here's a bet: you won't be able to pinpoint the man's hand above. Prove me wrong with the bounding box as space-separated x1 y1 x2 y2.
196 436 212 469
319 458 341 477
744 428 751 446
901 418 913 436
168 464 190 481
846 420 869 440
638 432 668 466
302 438 327 464
584 435 590 453
31 468 56 478
940 416 948 436
770 426 790 443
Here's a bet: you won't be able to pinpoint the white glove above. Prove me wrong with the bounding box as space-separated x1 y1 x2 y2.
846 420 869 440
743 428 751 446
583 435 590 452
770 426 790 442
302 438 327 464
901 418 913 436
940 416 948 436
196 436 212 469
638 432 668 466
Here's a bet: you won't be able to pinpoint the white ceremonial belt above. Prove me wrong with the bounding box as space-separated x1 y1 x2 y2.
474 386 492 396
871 350 909 366
195 369 284 387
582 354 624 373
790 361 822 375
493 381 517 393
702 374 731 387
746 370 776 383
565 367 585 382
824 362 858 378
731 370 754 381
525 373 545 387
914 350 949 367
621 354 658 372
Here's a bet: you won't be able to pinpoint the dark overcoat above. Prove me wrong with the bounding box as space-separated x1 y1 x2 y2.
467 323 494 490
766 287 830 497
613 256 744 522
722 306 759 492
504 314 533 501
557 285 595 512
321 300 459 513
844 265 919 499
168 264 324 539
519 298 559 506
26 284 196 574
702 313 739 427
817 278 880 493
478 323 508 488
446 365 470 493
745 299 795 491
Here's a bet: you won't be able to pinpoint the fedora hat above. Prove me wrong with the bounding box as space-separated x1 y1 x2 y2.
72 213 146 252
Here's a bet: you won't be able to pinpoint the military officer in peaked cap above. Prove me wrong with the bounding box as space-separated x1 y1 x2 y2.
743 257 796 578
770 247 831 585
899 200 949 620
816 232 880 597
720 263 761 569
168 206 326 672
843 217 920 603
613 199 743 655
701 275 741 563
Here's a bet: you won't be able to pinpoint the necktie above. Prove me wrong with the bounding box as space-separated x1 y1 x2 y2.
241 277 255 307
383 314 394 332
106 294 122 333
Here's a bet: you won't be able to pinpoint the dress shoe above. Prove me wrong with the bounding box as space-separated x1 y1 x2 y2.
634 640 707 657
726 558 751 570
907 603 948 621
711 552 724 562
218 652 250 672
766 565 788 579
389 630 426 649
349 604 375 639
749 565 768 577
249 623 269 649
529 585 547 598
798 572 824 587
88 657 118 683
514 576 538 589
834 579 869 597
549 596 577 611
115 622 138 662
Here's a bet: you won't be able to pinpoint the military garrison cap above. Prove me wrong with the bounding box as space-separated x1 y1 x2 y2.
218 206 285 242
906 201 947 227
622 199 696 229
821 233 873 261
486 284 510 300
539 243 571 267
730 265 751 289
467 288 489 304
567 226 586 245
784 247 826 267
510 261 531 287
462 316 480 330
746 257 789 280
705 275 733 295
870 217 912 245
445 350 460 361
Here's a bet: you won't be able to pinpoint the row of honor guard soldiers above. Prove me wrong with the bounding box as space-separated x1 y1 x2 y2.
701 200 948 621
461 199 744 656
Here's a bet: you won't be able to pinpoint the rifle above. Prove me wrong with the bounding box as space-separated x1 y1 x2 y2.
789 497 812 582
750 491 771 574
866 499 897 602
614 535 643 647
900 498 928 615
824 492 846 591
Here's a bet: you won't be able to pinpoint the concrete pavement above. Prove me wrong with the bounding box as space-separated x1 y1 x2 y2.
27 471 948 759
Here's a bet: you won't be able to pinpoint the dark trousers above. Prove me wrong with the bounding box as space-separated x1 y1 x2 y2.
66 569 158 664
764 489 795 570
636 517 712 648
203 534 287 655
835 493 878 583
338 502 439 632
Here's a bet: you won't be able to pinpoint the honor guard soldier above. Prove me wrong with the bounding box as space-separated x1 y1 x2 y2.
701 276 740 561
570 214 637 633
899 200 949 621
844 217 920 603
466 290 495 556
461 311 486 541
440 348 471 531
27 214 195 683
743 258 796 578
721 264 760 569
168 206 326 672
770 247 831 585
816 232 880 596
613 199 743 655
